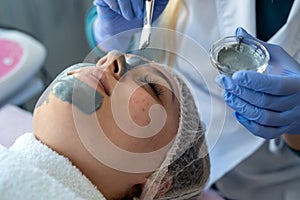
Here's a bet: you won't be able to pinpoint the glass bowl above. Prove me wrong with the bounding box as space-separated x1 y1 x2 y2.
210 36 269 76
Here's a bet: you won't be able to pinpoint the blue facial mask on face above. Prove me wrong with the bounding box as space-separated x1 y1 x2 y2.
49 55 149 114
126 55 148 68
51 63 103 115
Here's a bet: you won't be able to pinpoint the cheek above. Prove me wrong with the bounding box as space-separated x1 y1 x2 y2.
129 90 155 126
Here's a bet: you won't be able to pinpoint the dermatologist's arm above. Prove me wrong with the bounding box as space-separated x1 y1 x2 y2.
284 135 300 151
216 28 300 149
218 71 300 148
200 190 225 200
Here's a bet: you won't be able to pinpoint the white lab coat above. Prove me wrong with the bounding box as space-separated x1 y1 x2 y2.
149 0 300 199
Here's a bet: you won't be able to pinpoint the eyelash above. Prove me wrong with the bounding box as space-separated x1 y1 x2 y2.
140 75 164 97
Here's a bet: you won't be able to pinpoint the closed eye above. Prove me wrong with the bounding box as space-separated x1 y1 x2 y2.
148 82 163 97
139 74 164 98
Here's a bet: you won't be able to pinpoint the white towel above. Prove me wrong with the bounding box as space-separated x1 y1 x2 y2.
0 132 106 200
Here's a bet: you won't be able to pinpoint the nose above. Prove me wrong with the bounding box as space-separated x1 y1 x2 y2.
97 50 129 80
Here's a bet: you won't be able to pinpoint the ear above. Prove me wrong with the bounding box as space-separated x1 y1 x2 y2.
157 173 173 198
144 171 173 198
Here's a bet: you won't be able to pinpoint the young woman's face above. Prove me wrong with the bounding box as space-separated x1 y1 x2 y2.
36 50 180 173
73 50 180 155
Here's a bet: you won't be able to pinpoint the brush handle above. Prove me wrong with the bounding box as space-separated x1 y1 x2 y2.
144 0 155 26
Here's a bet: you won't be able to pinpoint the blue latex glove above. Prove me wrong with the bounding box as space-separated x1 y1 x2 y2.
93 0 169 43
216 27 300 139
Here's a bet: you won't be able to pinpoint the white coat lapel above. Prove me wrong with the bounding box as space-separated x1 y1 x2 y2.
214 0 256 37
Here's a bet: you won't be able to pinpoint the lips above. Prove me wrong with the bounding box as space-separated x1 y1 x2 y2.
95 72 110 96
69 68 111 96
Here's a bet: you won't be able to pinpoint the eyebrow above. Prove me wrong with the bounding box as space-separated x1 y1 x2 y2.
149 68 175 102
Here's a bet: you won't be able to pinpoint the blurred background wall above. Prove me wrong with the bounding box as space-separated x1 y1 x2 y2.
0 0 94 111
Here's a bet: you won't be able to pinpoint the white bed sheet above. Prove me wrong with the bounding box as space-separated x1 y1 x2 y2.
0 104 32 147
